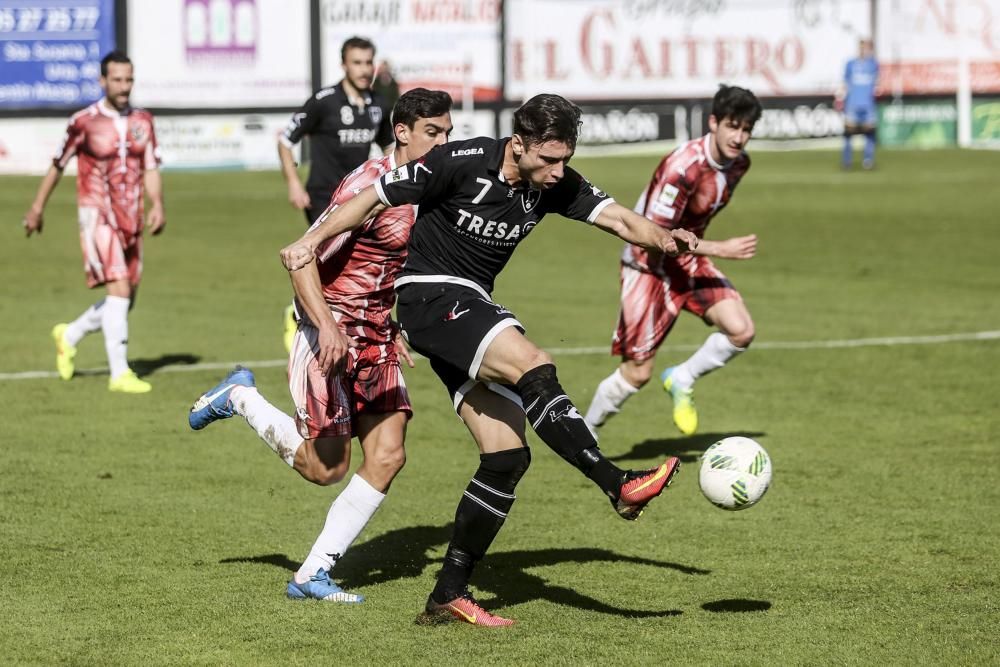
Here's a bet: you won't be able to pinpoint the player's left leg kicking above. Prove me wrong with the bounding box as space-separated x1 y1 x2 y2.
188 326 411 602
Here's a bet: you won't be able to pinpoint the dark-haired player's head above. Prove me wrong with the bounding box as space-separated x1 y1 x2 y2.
859 38 874 58
341 36 376 93
513 94 582 149
709 85 762 161
511 94 582 190
392 88 454 163
99 51 134 111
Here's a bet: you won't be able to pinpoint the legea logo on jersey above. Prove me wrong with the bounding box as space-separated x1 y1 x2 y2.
451 147 484 157
184 0 257 66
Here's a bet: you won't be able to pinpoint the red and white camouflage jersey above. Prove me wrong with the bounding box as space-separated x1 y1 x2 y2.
625 133 750 273
53 100 160 238
308 154 414 346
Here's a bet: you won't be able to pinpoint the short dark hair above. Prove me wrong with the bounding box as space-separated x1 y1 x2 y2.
341 36 375 63
392 88 453 128
513 94 582 149
711 85 762 128
100 50 131 77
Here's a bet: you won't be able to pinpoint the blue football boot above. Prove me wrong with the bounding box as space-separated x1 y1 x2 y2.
188 366 256 430
286 569 364 603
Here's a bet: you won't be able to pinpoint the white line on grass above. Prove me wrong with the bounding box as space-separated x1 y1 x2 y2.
2 330 999 383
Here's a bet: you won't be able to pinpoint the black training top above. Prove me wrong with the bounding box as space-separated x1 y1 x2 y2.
281 83 394 195
374 136 615 296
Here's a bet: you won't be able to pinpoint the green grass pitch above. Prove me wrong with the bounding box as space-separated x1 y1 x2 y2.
1 148 998 664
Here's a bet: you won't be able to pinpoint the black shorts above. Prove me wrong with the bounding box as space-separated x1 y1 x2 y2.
396 281 523 409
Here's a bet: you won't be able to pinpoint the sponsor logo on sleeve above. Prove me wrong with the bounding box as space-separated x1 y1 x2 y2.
385 165 409 184
658 184 679 206
451 147 484 157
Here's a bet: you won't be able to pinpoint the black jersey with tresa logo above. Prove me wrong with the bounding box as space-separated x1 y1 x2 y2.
374 136 614 295
281 83 394 194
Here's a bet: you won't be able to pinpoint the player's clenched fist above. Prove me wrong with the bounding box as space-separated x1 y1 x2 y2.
659 228 698 256
280 240 316 271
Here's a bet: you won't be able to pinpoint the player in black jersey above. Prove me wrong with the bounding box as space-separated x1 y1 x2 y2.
278 36 394 225
280 94 698 626
278 37 395 351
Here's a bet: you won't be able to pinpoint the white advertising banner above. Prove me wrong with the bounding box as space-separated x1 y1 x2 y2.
0 117 68 174
877 0 1000 94
505 0 870 100
318 0 501 101
0 114 291 174
127 0 311 108
153 113 291 169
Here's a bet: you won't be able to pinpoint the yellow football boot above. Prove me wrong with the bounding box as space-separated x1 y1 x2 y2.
108 369 152 393
283 304 296 353
662 367 698 436
51 323 77 381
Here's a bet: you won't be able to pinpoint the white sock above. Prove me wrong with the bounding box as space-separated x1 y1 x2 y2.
66 298 105 346
296 474 386 582
585 367 640 427
102 296 131 379
229 385 303 466
672 332 745 389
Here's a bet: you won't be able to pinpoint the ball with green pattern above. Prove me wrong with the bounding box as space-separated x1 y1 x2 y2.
698 436 772 510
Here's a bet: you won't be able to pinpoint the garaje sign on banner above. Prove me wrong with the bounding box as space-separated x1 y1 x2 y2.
877 0 1000 94
504 0 870 100
0 0 115 109
126 0 310 108
319 0 501 102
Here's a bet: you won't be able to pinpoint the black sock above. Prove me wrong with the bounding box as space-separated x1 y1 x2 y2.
517 364 624 500
432 448 531 603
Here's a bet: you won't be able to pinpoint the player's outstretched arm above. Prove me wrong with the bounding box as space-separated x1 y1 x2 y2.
694 234 757 260
23 164 64 237
280 185 385 271
591 201 698 257
144 169 166 235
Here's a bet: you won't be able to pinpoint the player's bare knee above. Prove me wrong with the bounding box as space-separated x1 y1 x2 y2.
524 348 553 372
730 324 755 349
294 439 350 486
370 443 406 476
313 460 350 486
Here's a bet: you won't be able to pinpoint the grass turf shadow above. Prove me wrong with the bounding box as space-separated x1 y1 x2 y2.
702 599 772 613
607 431 767 464
221 523 710 618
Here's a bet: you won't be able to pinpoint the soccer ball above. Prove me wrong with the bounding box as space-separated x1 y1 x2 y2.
698 437 772 510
